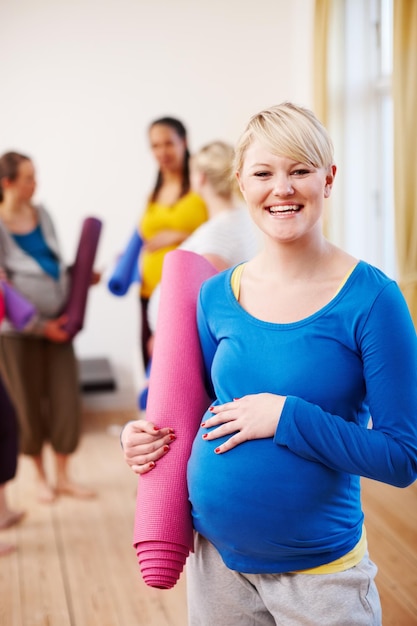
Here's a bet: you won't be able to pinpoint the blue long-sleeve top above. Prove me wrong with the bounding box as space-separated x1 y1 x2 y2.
187 261 417 574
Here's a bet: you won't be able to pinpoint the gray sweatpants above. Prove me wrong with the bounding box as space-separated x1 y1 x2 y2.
187 534 382 626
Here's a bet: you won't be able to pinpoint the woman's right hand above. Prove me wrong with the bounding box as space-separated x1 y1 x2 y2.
121 419 175 474
143 229 188 252
43 315 70 342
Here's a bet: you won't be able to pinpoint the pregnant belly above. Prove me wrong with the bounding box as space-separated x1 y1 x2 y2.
187 429 354 560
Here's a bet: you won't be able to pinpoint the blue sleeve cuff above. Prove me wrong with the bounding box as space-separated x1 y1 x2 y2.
274 396 297 446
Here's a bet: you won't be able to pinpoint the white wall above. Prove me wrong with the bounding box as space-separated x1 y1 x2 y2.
0 0 315 408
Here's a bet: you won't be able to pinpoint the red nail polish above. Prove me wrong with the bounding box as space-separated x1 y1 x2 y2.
214 447 221 454
169 434 176 440
202 433 208 439
153 426 160 431
201 422 206 427
163 445 169 451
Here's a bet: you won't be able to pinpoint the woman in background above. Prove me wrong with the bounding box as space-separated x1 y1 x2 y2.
137 140 259 409
138 117 207 369
0 151 95 504
146 140 259 333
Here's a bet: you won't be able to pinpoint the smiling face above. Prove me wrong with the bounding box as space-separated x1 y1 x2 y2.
237 139 335 244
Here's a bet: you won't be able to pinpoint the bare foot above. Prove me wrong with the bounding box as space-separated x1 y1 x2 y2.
0 510 26 529
0 542 16 556
56 481 96 499
37 481 57 504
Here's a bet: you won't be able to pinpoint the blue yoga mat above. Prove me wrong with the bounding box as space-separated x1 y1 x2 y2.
107 229 142 296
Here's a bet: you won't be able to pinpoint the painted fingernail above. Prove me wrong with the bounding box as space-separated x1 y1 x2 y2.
169 434 176 440
214 447 221 454
149 461 156 468
153 426 160 431
209 407 215 411
202 434 208 439
201 422 206 427
163 445 169 451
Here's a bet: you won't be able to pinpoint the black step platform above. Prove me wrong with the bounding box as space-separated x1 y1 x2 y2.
78 357 117 393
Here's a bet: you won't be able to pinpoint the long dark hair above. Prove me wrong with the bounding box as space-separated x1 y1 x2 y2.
149 117 191 203
0 151 31 202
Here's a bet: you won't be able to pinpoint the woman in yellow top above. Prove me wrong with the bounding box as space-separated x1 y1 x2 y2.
138 117 207 368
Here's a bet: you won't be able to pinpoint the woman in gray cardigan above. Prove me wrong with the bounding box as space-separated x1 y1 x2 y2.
0 151 95 503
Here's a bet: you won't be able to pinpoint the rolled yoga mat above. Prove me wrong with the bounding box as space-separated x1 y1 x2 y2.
0 280 37 330
62 217 102 339
133 249 217 589
107 229 142 296
0 288 4 323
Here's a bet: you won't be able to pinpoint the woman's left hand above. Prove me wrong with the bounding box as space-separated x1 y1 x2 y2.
201 393 286 454
90 269 101 285
67 267 101 285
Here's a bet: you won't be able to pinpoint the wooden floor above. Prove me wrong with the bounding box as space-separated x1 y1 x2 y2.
1 409 416 626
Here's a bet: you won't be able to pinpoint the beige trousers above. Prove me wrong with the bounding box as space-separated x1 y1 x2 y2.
0 334 81 456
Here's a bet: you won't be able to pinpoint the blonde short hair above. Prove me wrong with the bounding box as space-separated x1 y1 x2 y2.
192 141 239 198
234 102 334 173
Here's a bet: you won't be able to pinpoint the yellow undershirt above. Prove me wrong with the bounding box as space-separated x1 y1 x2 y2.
230 262 366 574
230 262 358 303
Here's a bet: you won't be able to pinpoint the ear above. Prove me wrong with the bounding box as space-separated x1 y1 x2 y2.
193 170 205 191
0 176 12 189
236 171 245 195
324 164 336 198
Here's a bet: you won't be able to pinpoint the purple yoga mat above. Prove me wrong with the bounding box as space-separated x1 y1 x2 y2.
0 288 4 323
62 217 102 339
0 280 37 330
133 250 217 589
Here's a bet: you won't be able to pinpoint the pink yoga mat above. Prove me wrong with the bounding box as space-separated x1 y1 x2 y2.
0 280 37 330
62 217 102 339
133 250 217 589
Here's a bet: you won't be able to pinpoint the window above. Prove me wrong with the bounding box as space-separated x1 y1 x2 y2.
327 0 395 276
